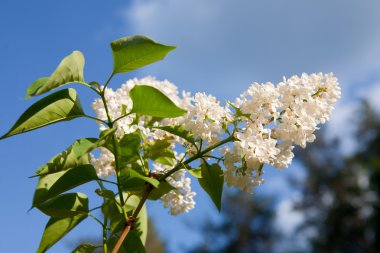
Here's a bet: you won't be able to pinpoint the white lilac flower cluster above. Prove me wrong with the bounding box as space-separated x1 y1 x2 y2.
90 73 340 213
152 161 196 215
223 73 340 192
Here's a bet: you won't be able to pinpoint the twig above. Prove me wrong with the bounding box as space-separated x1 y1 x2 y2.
111 184 153 253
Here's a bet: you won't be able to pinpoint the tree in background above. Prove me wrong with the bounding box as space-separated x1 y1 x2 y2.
187 191 279 253
294 101 380 253
188 101 379 253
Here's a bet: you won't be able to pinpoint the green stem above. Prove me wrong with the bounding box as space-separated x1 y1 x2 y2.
112 112 133 124
102 214 108 253
98 90 127 216
159 135 235 181
111 135 127 209
89 205 102 212
97 181 109 253
103 72 115 91
111 184 153 253
98 178 118 186
83 114 109 125
79 81 102 95
111 136 235 253
89 214 104 226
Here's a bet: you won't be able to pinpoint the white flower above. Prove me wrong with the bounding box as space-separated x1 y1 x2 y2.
90 73 340 195
178 92 232 142
153 162 196 215
90 148 115 178
220 146 264 193
224 72 340 192
235 82 281 125
92 76 192 141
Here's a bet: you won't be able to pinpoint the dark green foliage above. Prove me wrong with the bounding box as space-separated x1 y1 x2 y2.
198 163 224 211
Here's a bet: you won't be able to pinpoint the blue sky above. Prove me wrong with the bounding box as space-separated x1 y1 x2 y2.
1 1 380 252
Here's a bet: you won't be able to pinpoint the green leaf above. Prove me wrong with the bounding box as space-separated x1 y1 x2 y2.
102 199 120 221
26 51 85 97
148 182 175 200
97 127 118 151
123 231 146 253
109 195 148 245
146 139 175 160
154 156 175 166
95 189 116 200
187 167 202 178
1 88 84 140
126 196 148 246
120 168 159 190
227 100 251 118
118 133 141 168
130 85 186 118
37 213 87 253
110 213 125 235
146 139 176 166
36 192 89 217
198 163 224 211
34 165 98 204
111 35 175 74
33 138 97 177
154 125 196 146
71 243 96 253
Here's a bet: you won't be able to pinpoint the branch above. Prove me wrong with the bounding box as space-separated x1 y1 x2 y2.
111 135 235 252
111 184 153 253
159 134 235 181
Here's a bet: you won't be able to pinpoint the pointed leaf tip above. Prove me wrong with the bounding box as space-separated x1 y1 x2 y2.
130 85 186 118
26 51 85 98
1 88 84 140
198 163 224 211
111 35 175 74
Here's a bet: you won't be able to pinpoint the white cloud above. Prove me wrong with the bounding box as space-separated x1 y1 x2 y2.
276 198 304 234
359 83 380 114
326 101 358 154
124 0 380 100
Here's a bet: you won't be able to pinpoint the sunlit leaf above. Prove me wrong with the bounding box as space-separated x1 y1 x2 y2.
26 51 85 97
187 167 202 178
111 35 175 74
33 139 97 177
1 88 84 139
120 168 159 190
130 85 186 118
126 196 148 245
118 133 141 168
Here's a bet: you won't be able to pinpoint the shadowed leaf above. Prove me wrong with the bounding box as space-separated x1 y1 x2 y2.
154 125 196 146
1 88 84 139
33 165 96 206
36 192 88 217
198 163 224 211
37 213 87 253
71 243 96 253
